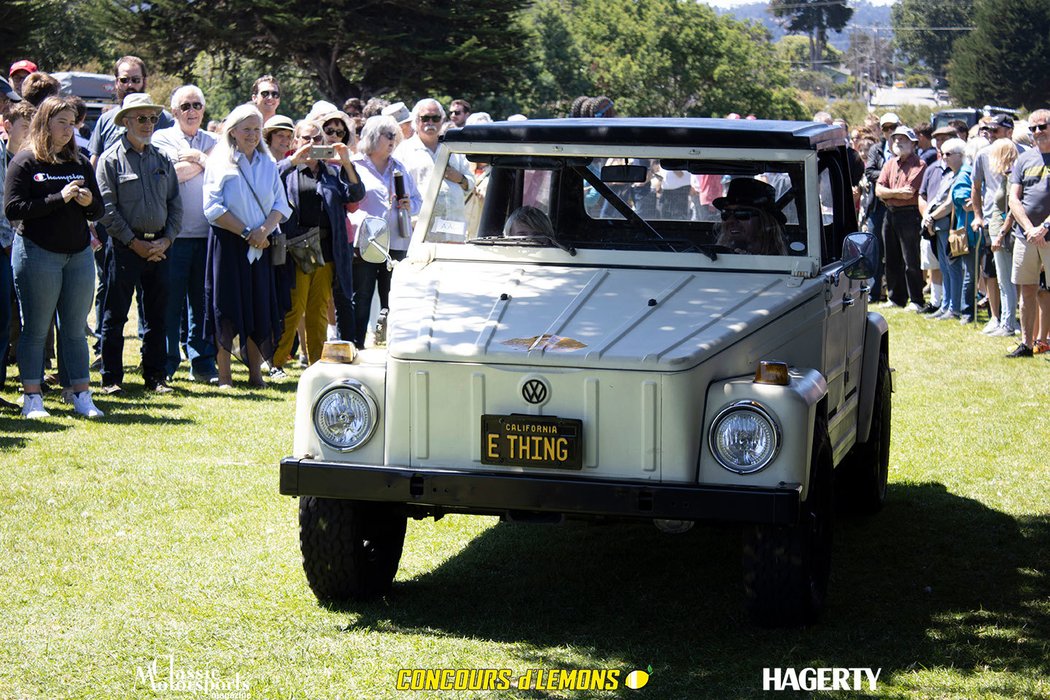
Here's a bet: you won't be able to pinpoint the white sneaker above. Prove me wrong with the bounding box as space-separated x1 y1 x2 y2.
21 393 49 419
72 390 104 418
904 302 923 313
980 318 1000 334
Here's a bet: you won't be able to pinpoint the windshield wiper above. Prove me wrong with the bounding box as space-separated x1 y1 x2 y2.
468 235 577 256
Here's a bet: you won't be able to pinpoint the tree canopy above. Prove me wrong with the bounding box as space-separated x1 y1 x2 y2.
947 0 1050 107
891 0 974 76
100 0 532 103
521 0 805 119
769 0 853 70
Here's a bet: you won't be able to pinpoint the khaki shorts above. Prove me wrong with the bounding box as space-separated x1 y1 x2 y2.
1011 233 1050 285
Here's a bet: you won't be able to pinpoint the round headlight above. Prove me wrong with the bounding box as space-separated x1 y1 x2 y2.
313 380 379 451
708 401 781 474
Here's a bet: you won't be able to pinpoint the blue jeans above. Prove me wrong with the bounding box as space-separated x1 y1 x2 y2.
11 236 95 387
164 237 216 378
0 248 12 387
936 227 962 314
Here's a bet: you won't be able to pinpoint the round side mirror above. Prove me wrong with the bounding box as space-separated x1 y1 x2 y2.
359 216 393 265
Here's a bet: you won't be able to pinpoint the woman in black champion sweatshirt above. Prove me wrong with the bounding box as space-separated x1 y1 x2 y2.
4 95 105 419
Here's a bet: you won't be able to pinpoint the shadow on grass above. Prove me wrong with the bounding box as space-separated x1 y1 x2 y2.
0 411 71 450
334 482 1048 697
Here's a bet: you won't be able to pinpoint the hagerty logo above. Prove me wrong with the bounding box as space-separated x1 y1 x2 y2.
763 667 881 691
135 654 249 697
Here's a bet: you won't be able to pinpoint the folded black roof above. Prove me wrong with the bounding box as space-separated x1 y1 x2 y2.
443 117 845 151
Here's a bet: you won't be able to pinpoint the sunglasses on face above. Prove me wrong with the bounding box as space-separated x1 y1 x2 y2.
882 124 898 130
419 114 442 124
323 127 346 137
132 115 160 125
720 207 760 222
380 131 397 140
302 133 324 143
258 90 279 99
118 76 143 85
1033 123 1050 132
450 110 464 116
178 102 203 112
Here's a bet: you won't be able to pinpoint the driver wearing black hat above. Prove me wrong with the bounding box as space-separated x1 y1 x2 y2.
713 178 788 255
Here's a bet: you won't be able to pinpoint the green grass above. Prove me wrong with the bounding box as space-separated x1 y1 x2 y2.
1 308 1048 699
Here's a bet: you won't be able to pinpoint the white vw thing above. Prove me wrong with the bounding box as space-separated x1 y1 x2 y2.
281 118 893 626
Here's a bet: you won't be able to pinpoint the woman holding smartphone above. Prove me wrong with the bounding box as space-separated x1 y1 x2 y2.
4 96 104 418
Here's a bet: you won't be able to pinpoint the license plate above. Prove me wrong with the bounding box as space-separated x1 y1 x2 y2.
481 414 583 470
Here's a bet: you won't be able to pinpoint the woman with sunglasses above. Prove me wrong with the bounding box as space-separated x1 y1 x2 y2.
202 103 292 389
349 115 421 348
713 178 789 255
4 96 105 418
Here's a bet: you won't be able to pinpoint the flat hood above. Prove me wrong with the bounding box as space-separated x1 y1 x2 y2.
387 260 820 371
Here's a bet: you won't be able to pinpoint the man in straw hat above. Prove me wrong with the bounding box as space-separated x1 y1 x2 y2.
95 92 182 395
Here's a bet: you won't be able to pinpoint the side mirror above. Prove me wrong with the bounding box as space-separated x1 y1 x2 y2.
841 231 879 280
359 216 395 268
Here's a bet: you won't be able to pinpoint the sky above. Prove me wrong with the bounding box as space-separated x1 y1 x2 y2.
701 0 896 6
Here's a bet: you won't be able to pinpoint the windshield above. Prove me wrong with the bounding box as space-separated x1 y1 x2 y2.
422 153 810 257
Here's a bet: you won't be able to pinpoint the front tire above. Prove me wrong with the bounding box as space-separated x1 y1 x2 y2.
299 497 407 603
742 419 833 627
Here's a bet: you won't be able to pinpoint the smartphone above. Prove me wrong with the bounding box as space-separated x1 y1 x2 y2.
309 145 336 160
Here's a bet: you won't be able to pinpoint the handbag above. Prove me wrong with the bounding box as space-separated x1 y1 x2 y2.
948 207 969 259
286 226 325 274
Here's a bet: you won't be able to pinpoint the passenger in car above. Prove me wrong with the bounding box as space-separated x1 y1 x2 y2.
503 205 554 239
713 178 788 255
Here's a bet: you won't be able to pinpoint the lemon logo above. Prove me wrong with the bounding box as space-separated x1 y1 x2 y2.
625 666 652 690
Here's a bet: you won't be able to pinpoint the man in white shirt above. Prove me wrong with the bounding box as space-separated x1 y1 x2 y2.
153 85 219 382
393 99 474 227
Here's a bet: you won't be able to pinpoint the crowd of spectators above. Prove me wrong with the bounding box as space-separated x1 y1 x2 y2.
3 55 1048 419
0 55 480 418
848 109 1049 358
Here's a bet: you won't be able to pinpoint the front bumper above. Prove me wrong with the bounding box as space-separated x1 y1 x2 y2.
279 458 802 525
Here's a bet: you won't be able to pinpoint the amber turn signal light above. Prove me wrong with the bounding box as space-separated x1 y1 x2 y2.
320 340 358 364
754 360 790 385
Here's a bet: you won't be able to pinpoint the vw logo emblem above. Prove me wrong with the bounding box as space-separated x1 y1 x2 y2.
521 378 548 405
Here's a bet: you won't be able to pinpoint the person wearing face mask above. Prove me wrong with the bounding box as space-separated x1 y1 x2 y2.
876 125 927 311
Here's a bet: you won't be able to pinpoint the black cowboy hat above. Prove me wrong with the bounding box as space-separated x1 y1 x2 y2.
713 178 786 225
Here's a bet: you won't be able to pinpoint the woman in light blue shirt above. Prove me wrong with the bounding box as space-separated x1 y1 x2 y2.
202 103 292 388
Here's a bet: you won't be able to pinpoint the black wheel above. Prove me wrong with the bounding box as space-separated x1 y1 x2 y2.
298 497 407 602
837 351 891 514
742 419 833 627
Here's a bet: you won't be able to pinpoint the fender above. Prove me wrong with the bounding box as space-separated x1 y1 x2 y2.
855 312 889 444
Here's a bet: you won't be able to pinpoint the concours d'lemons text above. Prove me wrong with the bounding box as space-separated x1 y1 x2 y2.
396 668 620 691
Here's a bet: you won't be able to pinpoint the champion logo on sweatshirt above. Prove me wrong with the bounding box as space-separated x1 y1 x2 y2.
32 172 82 183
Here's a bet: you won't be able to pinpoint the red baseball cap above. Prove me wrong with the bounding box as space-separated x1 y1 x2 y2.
9 60 37 77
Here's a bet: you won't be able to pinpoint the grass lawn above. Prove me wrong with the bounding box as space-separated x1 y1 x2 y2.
1 307 1047 699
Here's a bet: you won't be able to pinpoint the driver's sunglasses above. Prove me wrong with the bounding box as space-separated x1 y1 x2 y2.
720 207 760 222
